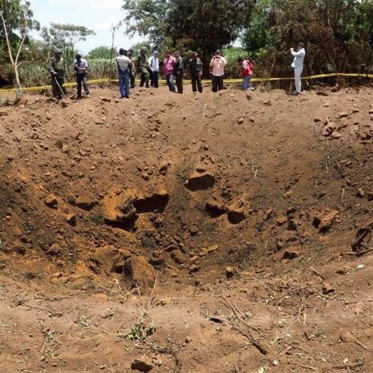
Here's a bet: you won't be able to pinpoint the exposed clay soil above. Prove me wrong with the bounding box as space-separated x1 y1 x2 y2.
0 84 372 373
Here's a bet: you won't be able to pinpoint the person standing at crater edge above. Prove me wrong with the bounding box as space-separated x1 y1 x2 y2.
48 48 68 99
163 50 176 92
74 53 90 98
116 48 132 99
209 49 227 92
290 42 306 95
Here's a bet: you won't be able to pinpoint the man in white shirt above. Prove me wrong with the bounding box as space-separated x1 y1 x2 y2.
209 49 227 92
116 48 132 98
290 42 306 95
148 51 159 88
74 53 90 98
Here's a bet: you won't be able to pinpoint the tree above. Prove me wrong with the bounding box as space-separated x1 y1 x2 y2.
122 0 170 46
122 0 255 59
241 0 373 77
0 0 39 94
41 23 95 63
88 46 113 59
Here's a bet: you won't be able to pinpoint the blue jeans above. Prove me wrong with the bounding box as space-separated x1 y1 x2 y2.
242 76 252 90
118 70 130 98
166 74 175 92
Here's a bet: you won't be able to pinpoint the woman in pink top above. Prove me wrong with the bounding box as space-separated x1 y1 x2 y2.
209 49 227 92
163 50 176 92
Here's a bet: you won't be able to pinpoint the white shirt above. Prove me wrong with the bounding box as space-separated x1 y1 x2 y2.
74 58 88 74
148 56 159 72
209 56 227 76
291 48 305 69
116 55 131 71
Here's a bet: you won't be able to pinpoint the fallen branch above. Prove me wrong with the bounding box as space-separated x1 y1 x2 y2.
291 362 318 371
331 359 365 370
310 266 326 280
220 296 268 355
231 324 268 355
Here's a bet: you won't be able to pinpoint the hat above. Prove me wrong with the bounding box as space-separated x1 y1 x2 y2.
54 48 62 54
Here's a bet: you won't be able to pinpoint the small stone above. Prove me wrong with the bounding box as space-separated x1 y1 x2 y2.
65 213 77 226
225 266 235 279
131 357 153 372
356 188 364 198
283 248 300 260
319 210 339 232
322 283 335 294
45 194 58 209
237 117 244 124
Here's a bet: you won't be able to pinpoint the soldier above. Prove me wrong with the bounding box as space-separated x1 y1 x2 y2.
174 50 184 94
189 52 203 93
48 48 68 99
74 53 90 98
137 47 150 88
128 48 136 89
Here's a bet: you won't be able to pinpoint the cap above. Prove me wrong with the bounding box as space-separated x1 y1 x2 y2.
54 48 62 54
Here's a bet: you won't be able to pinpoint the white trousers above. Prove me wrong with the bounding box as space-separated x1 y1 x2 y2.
294 67 303 93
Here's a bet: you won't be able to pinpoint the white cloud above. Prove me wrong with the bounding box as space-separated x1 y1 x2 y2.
89 0 122 10
94 18 122 31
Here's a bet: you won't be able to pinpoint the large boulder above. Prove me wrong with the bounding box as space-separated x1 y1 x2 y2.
124 256 156 293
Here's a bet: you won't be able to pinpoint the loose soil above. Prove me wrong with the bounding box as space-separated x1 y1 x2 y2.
0 84 372 373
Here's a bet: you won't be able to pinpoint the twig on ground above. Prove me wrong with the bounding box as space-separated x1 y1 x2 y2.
331 359 365 370
355 340 369 351
310 267 327 280
222 296 261 333
234 362 241 373
291 362 318 371
219 296 267 355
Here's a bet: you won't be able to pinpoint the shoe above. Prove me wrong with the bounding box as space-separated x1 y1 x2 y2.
85 93 90 97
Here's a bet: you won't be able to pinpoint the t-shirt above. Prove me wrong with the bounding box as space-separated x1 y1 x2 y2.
116 55 131 72
74 58 88 74
148 56 159 72
163 56 176 76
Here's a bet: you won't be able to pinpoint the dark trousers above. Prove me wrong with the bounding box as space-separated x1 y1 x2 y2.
212 75 224 92
151 71 159 88
191 74 202 93
76 73 89 97
175 74 183 94
51 76 66 98
139 67 150 87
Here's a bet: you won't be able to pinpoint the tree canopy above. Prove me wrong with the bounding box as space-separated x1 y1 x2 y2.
41 23 95 63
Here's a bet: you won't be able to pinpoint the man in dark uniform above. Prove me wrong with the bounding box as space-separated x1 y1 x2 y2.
128 48 136 89
48 48 67 99
174 50 184 94
137 47 150 88
189 52 203 93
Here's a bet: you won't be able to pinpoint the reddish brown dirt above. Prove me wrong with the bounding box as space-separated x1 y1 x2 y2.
0 84 372 373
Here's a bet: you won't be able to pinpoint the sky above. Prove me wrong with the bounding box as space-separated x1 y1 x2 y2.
30 0 145 54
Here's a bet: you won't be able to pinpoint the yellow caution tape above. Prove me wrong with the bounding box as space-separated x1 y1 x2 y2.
0 73 372 94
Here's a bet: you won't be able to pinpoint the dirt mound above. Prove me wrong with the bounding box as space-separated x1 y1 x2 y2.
0 85 372 372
